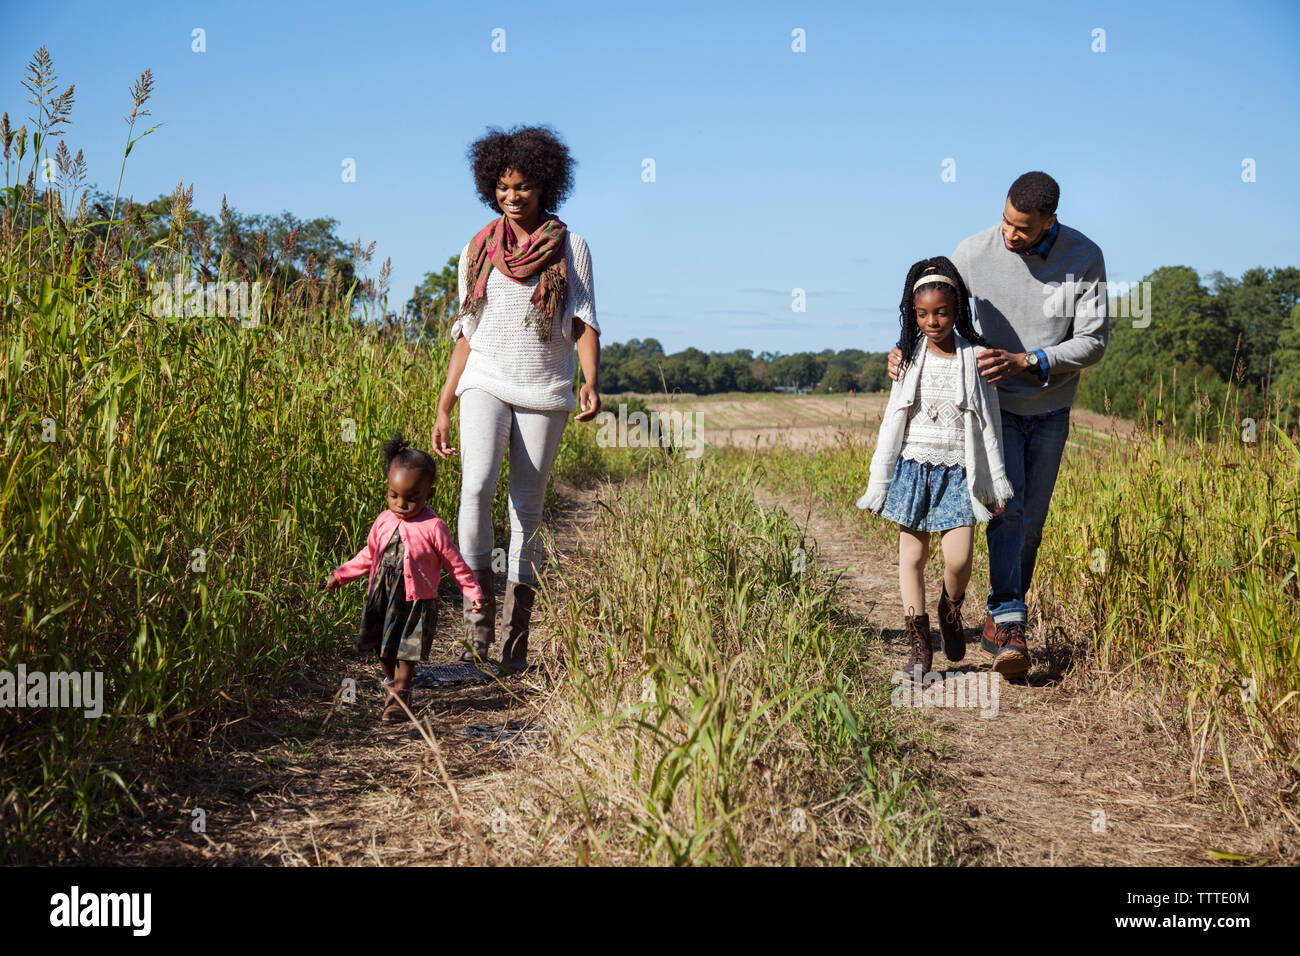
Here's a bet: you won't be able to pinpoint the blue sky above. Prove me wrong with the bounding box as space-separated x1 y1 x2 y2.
5 0 1298 354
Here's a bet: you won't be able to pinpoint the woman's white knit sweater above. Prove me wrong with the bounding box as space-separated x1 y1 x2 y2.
450 232 598 412
857 330 1015 523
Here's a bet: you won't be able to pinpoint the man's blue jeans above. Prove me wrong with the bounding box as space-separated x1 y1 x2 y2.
986 405 1071 624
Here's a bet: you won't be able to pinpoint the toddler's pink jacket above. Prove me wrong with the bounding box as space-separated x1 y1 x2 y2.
330 506 484 603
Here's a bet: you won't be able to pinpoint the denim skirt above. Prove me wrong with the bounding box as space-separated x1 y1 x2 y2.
879 457 975 532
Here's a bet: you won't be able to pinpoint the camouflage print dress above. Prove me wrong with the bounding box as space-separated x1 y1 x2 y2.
356 525 438 661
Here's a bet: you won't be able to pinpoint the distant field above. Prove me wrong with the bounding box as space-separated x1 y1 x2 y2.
622 391 1138 451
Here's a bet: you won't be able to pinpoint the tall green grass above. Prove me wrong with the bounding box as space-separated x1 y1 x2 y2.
1043 385 1300 795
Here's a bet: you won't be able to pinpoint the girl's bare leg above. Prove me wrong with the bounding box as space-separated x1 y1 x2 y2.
898 526 929 616
939 524 974 601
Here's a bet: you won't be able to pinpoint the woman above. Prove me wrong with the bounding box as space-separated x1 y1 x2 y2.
432 124 600 671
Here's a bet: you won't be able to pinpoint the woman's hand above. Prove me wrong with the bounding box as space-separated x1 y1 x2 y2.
575 382 601 422
469 598 483 614
432 407 456 458
990 503 1006 518
433 336 470 457
324 573 341 593
573 317 601 422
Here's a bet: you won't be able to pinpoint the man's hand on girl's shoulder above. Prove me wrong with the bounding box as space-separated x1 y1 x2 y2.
887 346 903 382
976 349 1028 383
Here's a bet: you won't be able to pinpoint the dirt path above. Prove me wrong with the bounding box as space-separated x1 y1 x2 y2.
753 487 1294 866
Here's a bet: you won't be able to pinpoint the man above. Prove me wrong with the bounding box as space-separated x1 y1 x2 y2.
887 171 1107 679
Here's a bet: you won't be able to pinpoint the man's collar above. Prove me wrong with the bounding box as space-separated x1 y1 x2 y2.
1023 220 1060 260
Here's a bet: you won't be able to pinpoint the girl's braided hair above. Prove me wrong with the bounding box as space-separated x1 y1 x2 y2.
381 430 436 487
897 256 989 369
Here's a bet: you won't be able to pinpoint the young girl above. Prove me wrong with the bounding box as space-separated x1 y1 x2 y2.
857 258 1016 679
326 431 484 722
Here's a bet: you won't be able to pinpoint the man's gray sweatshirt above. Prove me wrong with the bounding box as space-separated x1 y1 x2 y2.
951 223 1108 416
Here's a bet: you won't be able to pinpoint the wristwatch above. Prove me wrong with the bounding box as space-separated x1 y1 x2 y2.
1024 351 1039 369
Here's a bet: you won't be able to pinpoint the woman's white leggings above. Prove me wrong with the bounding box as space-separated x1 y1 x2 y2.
457 387 569 584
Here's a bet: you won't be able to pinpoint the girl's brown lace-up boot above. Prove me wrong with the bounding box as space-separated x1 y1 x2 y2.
903 611 933 682
937 585 966 662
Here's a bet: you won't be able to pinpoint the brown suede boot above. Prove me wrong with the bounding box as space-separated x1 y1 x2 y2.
902 612 932 682
938 585 966 663
500 580 535 672
460 567 497 662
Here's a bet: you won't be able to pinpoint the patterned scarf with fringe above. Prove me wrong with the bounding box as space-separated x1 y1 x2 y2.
458 212 568 342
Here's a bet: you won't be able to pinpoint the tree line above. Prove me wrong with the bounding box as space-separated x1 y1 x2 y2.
597 341 892 395
1077 265 1300 430
47 186 390 324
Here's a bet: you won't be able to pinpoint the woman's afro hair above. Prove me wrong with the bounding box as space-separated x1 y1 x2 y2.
467 124 576 215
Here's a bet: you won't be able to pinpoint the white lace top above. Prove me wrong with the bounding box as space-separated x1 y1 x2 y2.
900 347 964 466
449 232 598 412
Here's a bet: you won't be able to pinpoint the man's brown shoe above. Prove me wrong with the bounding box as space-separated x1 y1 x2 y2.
981 611 996 650
988 622 1030 681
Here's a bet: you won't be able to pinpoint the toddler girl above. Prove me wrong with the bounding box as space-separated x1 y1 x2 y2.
327 432 484 722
